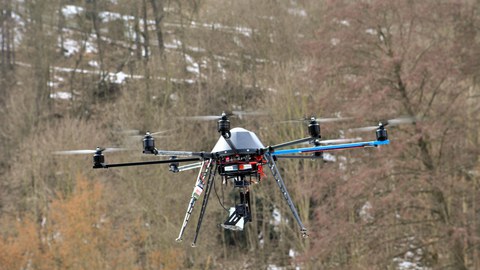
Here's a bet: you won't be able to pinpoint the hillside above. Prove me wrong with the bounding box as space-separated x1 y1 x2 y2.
1 1 479 269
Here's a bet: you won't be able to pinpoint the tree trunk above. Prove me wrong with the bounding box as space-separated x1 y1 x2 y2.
149 0 165 56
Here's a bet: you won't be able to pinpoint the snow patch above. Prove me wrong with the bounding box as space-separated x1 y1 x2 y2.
50 91 73 100
323 152 336 162
61 5 84 18
270 207 282 226
393 258 429 270
288 8 307 17
108 71 128 84
366 28 377 35
169 92 179 101
99 11 134 22
165 39 182 50
330 38 340 46
359 201 373 222
61 37 97 57
340 20 350 26
88 60 100 68
0 11 25 46
289 249 297 258
185 54 200 75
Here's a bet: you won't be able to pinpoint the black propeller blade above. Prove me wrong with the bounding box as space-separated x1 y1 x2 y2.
349 116 416 132
279 116 352 124
316 137 363 144
54 147 128 155
180 110 265 121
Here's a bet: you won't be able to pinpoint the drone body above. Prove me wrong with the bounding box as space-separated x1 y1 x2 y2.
57 112 408 247
212 127 265 153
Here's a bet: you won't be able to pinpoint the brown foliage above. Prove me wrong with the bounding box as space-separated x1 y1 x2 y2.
0 216 41 270
0 175 185 270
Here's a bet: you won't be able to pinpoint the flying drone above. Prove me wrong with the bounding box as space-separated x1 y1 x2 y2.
57 112 413 247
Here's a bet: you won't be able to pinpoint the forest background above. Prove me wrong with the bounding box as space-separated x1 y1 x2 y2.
0 0 479 269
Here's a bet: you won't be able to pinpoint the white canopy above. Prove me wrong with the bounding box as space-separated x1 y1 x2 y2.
211 127 265 154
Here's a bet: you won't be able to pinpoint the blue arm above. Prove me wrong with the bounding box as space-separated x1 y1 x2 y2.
271 140 390 156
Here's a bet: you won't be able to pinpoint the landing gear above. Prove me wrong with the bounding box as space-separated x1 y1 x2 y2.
264 152 308 237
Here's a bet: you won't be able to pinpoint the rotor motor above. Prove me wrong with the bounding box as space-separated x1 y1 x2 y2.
93 148 105 168
308 118 321 139
376 124 388 141
143 132 156 154
217 114 231 138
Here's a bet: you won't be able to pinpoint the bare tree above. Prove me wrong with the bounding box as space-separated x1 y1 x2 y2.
25 0 56 122
1 0 15 73
149 0 165 55
306 1 479 268
141 0 150 61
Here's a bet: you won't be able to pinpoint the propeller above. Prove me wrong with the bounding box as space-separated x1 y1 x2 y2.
126 130 173 141
180 110 265 121
301 137 363 146
278 115 352 139
118 129 173 136
54 147 128 155
348 116 416 132
181 115 223 121
149 130 173 136
279 116 352 124
316 137 363 144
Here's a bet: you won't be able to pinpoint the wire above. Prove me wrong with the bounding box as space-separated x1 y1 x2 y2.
213 177 229 212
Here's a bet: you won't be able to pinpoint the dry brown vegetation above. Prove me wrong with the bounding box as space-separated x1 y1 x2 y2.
1 0 479 269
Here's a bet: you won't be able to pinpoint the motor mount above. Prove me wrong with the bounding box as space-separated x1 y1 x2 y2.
169 156 180 173
376 123 388 141
143 132 157 154
308 117 321 139
217 112 231 138
93 147 105 168
312 139 323 158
